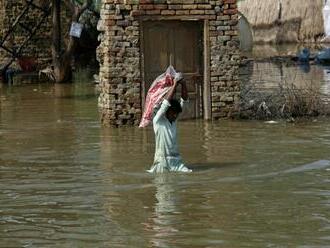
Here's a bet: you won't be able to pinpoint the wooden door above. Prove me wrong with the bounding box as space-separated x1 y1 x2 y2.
142 21 203 119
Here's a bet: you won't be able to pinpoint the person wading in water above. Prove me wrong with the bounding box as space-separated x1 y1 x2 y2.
147 75 192 173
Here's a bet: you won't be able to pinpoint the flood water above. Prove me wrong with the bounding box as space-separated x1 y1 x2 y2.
242 45 330 98
1 68 330 247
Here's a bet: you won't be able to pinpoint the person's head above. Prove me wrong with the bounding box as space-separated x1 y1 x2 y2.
166 99 182 122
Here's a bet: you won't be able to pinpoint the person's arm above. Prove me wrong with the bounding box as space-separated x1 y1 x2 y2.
153 78 178 123
164 78 178 101
153 99 171 124
180 80 188 101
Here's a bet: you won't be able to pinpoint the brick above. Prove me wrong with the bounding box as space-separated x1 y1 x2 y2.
230 4 237 9
139 0 154 3
161 10 176 15
154 4 168 9
183 4 197 9
168 4 183 10
223 9 238 15
190 10 205 15
175 10 190 15
131 10 145 16
166 0 183 3
205 10 216 15
224 0 236 3
146 9 161 15
197 4 212 9
139 4 154 10
225 30 238 36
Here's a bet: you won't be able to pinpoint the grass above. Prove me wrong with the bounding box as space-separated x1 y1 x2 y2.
239 65 329 120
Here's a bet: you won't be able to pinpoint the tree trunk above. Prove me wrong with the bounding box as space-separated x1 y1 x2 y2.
51 0 91 83
51 0 67 83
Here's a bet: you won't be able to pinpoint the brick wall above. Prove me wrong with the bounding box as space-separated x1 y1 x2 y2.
97 0 240 127
0 1 71 69
0 1 52 67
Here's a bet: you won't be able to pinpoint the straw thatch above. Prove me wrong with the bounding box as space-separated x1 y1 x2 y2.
238 0 325 43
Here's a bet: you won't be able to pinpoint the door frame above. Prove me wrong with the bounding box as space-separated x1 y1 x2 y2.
140 18 211 120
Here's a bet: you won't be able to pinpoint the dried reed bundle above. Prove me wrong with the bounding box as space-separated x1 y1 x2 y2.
239 0 325 43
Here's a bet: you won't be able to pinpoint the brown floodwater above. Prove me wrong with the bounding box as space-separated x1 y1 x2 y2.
0 69 330 247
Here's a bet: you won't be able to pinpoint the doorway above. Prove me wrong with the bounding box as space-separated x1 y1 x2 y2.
142 21 203 119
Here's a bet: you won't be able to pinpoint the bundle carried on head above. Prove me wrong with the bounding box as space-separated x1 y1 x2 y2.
139 66 182 128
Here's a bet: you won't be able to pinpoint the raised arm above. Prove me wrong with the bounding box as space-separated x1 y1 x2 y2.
153 78 178 124
180 80 188 101
164 77 179 101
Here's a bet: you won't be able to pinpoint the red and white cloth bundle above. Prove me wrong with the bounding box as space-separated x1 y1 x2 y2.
139 66 182 128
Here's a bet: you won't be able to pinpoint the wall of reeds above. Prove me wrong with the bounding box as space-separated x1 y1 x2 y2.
238 0 325 43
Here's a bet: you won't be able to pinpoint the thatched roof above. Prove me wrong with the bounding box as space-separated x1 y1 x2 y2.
238 0 325 43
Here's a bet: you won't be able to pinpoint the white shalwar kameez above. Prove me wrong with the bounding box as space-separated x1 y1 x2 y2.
147 99 192 173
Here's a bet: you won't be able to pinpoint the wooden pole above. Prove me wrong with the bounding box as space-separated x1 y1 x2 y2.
203 20 211 120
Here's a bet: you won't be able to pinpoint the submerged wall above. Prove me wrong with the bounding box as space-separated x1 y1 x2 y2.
0 1 74 69
0 1 53 67
97 0 241 127
238 0 325 43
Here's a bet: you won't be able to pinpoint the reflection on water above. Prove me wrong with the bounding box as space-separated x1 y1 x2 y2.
1 76 330 246
148 175 180 248
242 58 330 96
241 45 330 113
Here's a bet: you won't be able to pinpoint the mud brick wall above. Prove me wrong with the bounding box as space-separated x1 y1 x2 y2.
0 1 7 60
97 0 240 127
0 1 52 67
0 1 71 68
